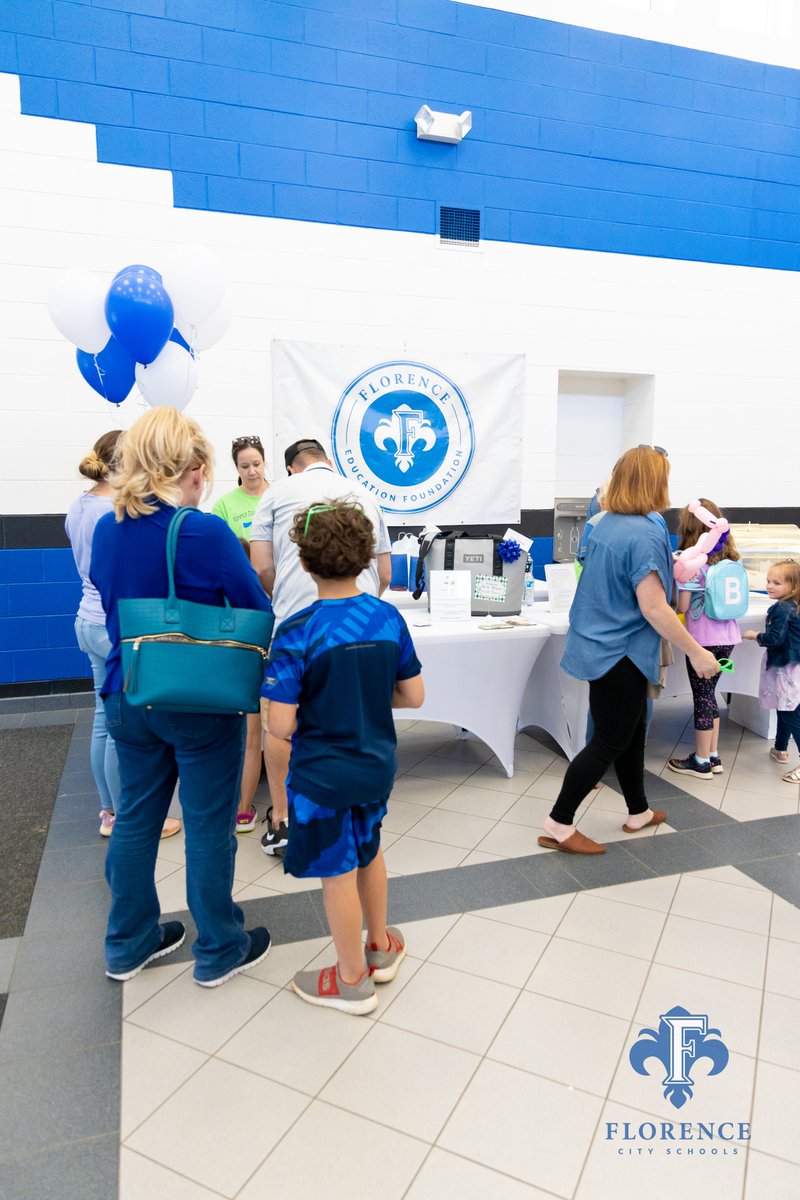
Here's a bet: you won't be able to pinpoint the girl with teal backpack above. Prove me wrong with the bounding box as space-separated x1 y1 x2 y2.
668 499 746 779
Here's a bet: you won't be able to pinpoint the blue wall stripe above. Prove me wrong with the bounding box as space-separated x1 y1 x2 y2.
2 1 800 271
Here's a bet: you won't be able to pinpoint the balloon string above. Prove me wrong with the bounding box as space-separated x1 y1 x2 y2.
94 353 109 403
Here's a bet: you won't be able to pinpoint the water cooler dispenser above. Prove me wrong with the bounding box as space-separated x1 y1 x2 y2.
553 497 591 563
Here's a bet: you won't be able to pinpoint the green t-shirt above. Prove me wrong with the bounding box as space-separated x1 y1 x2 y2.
212 487 266 541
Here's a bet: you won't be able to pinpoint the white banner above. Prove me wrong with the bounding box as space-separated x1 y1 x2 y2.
272 341 524 525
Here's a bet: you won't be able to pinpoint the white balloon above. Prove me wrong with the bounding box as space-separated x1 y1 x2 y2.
135 341 197 410
162 244 225 331
47 270 109 353
179 297 232 351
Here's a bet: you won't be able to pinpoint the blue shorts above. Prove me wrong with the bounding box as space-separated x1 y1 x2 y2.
283 787 387 879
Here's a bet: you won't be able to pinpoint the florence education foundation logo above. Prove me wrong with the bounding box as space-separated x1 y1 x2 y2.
629 1006 730 1108
330 360 475 515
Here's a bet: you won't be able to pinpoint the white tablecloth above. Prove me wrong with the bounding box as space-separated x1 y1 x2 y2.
387 593 550 776
518 594 774 759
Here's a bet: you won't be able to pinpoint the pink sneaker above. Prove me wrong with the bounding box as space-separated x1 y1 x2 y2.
99 810 115 838
236 807 257 833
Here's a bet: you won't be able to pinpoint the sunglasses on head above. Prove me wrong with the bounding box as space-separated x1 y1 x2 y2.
638 444 668 458
232 435 263 452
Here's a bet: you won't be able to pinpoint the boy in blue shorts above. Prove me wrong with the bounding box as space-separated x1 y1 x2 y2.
263 499 424 1015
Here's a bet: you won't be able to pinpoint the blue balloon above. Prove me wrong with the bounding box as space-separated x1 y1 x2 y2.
105 268 174 365
77 335 137 405
113 263 162 283
169 327 194 356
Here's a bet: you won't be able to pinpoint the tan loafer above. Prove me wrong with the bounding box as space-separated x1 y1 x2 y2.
537 830 606 855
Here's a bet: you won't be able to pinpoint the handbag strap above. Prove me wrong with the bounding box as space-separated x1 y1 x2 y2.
165 507 235 631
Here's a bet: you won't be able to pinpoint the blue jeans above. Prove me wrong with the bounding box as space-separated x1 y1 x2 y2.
75 618 121 812
103 692 250 982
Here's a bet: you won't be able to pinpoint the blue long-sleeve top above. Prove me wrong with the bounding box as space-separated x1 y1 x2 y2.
90 502 273 696
756 598 800 669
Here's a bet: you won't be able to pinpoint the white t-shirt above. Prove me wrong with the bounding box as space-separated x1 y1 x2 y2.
250 462 391 622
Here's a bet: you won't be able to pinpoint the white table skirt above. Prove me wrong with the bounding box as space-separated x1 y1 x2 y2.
385 591 551 776
518 595 774 759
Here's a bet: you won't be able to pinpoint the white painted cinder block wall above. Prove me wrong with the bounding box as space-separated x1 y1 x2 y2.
1 0 800 521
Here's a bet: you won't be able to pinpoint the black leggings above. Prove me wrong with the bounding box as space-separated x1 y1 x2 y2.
551 656 649 825
686 645 732 731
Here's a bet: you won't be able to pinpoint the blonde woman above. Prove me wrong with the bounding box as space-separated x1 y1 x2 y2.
90 408 273 987
539 447 721 856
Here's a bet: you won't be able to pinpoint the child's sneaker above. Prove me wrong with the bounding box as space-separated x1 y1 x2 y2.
770 747 789 764
668 754 712 778
365 927 406 983
236 806 257 833
292 964 377 1015
260 806 289 855
709 755 724 775
99 810 115 837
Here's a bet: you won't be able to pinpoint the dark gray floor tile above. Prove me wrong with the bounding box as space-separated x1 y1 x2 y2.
653 794 736 830
0 1042 119 1158
620 832 719 873
24 879 109 936
385 873 474 923
33 696 75 712
0 1133 118 1200
0 939 20 992
440 860 537 912
0 715 24 730
69 692 95 709
32 841 108 889
751 814 800 854
735 857 800 907
516 852 587 897
42 815 101 850
0 977 120 1064
688 822 787 865
557 841 658 890
642 770 711 804
0 698 33 715
57 772 96 798
21 710 77 728
9 929 108 991
49 793 103 825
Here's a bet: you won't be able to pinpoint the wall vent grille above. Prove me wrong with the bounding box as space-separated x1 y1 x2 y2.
439 206 480 246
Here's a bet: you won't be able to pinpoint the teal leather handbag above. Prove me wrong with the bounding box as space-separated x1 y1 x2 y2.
119 507 274 714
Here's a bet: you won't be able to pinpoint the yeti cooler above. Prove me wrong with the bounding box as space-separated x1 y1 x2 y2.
412 531 525 616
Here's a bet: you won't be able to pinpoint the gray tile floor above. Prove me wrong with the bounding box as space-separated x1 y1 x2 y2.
0 698 798 1199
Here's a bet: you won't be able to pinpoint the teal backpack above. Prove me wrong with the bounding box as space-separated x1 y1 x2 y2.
689 560 748 621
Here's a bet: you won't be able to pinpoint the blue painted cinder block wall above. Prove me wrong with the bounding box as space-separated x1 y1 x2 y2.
1 0 800 268
0 549 88 685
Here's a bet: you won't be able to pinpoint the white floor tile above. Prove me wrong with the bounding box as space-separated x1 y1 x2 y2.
320 1022 479 1141
126 967 277 1054
758 991 800 1072
770 896 800 943
406 756 481 784
391 776 457 806
765 935 800 1000
119 1149 223 1199
488 990 630 1095
720 787 799 820
497 793 555 828
241 935 332 988
382 798 435 835
430 739 495 764
475 820 549 858
556 893 667 960
231 881 283 902
459 849 504 866
469 893 575 935
125 1058 309 1197
691 866 767 891
744 1149 800 1198
406 1147 555 1199
526 937 649 1019
400 913 461 959
669 874 772 935
121 960 193 1020
656 914 768 988
437 782 518 820
379 960 518 1054
429 913 549 988
382 835 467 875
218 987 372 1094
609 1044 756 1127
238 1101 429 1199
523 773 565 801
155 866 187 913
439 1058 603 1196
120 1024 206 1139
468 763 542 794
635 961 763 1058
748 1061 800 1163
407 807 498 850
584 875 680 912
575 1100 746 1199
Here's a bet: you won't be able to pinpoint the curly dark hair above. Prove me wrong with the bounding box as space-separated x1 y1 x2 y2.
290 499 375 579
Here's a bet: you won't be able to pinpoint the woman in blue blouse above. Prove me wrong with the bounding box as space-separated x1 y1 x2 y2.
539 447 720 856
91 408 274 987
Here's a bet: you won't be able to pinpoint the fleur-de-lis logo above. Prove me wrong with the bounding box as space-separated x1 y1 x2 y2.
374 404 437 474
629 1006 729 1109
